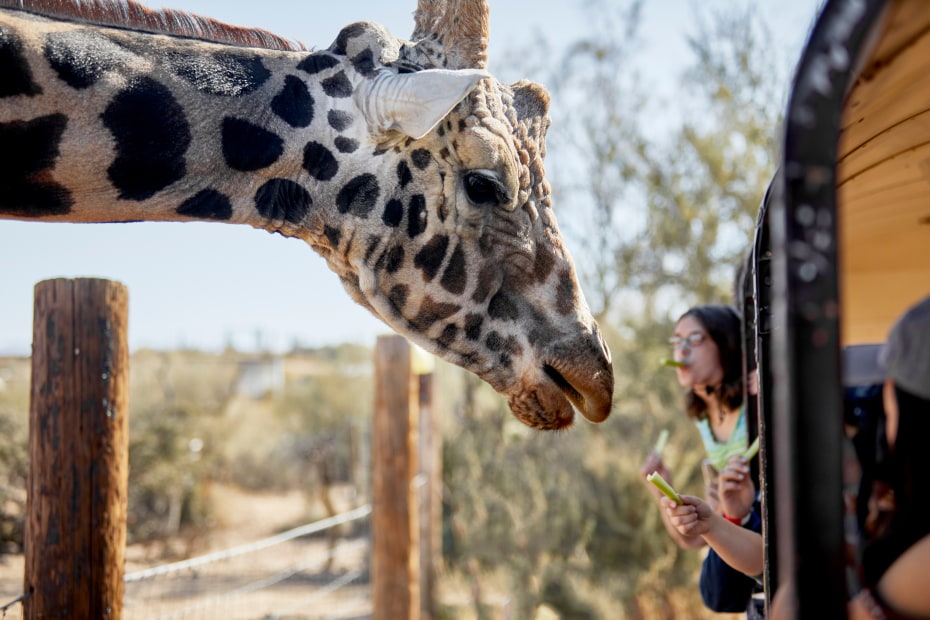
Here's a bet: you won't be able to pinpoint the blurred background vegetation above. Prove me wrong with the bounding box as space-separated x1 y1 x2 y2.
0 0 802 617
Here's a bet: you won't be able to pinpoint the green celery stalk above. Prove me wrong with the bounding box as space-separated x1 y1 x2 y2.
647 471 683 505
743 436 760 461
660 358 685 368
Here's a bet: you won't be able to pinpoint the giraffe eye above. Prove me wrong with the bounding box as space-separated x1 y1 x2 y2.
463 171 509 207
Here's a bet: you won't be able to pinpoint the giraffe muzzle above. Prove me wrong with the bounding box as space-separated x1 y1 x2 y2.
519 329 613 429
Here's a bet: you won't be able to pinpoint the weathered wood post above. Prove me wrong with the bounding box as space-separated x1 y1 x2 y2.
372 335 420 620
24 278 130 619
372 336 440 619
413 348 440 620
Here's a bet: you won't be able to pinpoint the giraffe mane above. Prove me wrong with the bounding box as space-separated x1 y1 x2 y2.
0 0 308 51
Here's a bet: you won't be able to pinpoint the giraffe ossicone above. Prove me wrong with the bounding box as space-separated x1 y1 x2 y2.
358 68 490 140
0 0 614 429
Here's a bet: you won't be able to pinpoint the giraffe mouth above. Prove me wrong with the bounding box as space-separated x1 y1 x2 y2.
543 364 584 407
542 363 612 425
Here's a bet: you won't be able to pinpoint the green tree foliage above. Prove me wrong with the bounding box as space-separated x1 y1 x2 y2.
441 0 792 615
127 350 237 546
637 2 784 305
535 0 783 324
0 362 28 553
0 345 372 558
255 354 372 503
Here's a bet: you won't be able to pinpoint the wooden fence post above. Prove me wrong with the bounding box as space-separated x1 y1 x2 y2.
415 354 440 620
372 335 420 620
24 278 130 619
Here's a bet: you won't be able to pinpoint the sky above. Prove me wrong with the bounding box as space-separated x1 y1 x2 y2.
0 0 822 355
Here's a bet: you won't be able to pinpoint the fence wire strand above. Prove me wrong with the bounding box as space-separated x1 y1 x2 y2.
124 505 371 582
266 567 364 619
134 539 368 620
0 591 28 619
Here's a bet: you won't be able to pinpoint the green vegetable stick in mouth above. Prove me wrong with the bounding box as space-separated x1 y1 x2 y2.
647 471 683 505
660 358 685 368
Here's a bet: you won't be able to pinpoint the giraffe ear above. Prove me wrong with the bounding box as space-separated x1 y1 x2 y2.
357 68 488 140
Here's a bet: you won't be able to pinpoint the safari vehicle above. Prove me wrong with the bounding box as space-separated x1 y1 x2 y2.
744 0 930 617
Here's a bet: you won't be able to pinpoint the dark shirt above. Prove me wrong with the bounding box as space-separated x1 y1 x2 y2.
699 498 763 614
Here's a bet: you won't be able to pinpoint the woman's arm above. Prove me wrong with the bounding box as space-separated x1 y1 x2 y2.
718 455 756 521
874 533 930 616
700 513 764 577
663 495 764 574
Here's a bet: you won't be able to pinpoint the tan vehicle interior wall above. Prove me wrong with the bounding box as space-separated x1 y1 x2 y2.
838 0 930 344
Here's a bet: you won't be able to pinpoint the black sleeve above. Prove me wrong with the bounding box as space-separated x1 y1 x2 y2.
698 497 763 613
699 547 758 612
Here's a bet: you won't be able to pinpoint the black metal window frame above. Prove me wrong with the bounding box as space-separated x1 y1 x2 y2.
755 1 888 617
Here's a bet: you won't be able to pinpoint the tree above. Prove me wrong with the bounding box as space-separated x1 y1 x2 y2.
540 1 784 326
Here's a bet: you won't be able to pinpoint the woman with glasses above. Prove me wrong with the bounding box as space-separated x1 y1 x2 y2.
640 304 763 617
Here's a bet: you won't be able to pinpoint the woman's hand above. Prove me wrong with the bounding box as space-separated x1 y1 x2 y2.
639 450 671 487
702 460 721 513
662 495 713 538
718 455 755 521
646 459 707 549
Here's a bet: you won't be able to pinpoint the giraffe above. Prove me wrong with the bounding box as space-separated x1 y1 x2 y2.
0 0 614 430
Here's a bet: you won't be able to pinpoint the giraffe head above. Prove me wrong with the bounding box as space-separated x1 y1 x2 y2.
0 0 612 429
312 1 614 429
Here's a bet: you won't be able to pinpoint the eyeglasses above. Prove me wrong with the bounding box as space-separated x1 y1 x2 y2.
669 332 707 350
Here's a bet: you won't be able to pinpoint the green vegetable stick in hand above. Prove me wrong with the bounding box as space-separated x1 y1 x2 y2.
660 358 685 368
743 436 760 461
653 429 669 457
647 471 683 505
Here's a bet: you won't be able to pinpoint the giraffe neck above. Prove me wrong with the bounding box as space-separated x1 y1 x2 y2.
0 7 370 243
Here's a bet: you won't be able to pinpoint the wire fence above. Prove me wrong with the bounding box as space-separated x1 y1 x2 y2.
124 505 372 620
0 506 372 620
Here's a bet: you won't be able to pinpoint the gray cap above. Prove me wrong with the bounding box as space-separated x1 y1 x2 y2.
879 294 930 400
842 343 883 387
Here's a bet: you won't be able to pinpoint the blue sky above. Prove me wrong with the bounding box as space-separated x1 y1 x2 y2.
0 0 821 355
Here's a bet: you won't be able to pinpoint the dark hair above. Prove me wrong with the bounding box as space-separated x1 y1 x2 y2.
678 304 744 421
862 386 930 588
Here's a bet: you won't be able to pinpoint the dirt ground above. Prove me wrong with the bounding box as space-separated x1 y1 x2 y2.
0 484 372 619
0 553 23 602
